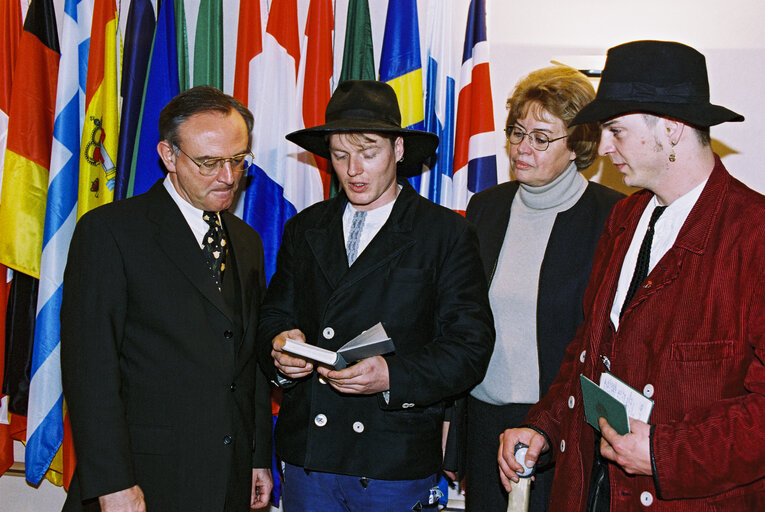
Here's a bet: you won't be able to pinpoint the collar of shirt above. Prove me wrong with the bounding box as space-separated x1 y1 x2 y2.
342 185 401 258
163 175 217 249
610 177 708 330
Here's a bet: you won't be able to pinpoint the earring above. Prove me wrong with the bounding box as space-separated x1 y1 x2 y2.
669 140 677 162
398 156 404 163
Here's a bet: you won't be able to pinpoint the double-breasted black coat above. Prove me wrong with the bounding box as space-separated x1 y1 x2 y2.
61 181 272 511
257 181 495 480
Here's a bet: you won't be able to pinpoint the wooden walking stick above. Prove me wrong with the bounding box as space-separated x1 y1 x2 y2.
506 443 534 512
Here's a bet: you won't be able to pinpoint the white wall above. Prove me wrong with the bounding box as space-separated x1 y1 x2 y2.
6 0 764 508
485 0 765 194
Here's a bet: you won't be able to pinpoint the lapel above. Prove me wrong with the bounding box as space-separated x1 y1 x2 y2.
305 181 418 293
616 156 729 318
221 212 252 356
586 191 652 335
481 182 518 284
147 182 234 322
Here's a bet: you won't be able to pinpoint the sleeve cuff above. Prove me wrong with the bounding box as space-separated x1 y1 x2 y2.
649 424 663 499
518 424 554 467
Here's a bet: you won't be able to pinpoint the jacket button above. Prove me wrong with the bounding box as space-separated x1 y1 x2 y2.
323 327 334 339
560 440 566 453
230 383 237 392
318 376 328 385
568 396 575 408
579 350 586 363
643 384 654 398
224 330 234 339
314 414 328 427
352 421 365 433
223 435 232 445
640 491 653 506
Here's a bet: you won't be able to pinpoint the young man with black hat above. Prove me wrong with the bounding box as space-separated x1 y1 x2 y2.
498 40 765 511
256 80 494 511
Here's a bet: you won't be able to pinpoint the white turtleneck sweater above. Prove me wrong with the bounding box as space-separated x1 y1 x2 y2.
471 162 588 405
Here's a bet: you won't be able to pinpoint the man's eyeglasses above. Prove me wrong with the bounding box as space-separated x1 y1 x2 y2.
174 145 254 176
505 126 568 152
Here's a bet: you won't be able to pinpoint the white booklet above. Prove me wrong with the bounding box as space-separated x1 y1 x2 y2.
599 372 654 423
281 322 395 370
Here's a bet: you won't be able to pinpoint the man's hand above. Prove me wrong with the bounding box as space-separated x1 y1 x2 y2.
599 417 653 475
498 428 549 492
98 485 146 512
272 329 314 379
316 355 389 394
250 468 273 510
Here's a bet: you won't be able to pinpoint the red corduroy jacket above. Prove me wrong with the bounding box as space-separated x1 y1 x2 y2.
526 155 765 511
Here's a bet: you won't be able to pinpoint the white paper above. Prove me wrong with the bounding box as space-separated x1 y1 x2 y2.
599 373 654 423
0 395 9 425
282 339 340 367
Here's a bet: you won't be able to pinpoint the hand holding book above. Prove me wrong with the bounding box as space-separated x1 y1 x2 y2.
271 329 314 379
281 322 395 370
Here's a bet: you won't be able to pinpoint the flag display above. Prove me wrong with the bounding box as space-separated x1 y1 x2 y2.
339 0 374 83
422 0 458 206
78 0 119 216
0 0 507 492
453 0 498 213
378 0 426 190
25 0 91 486
128 0 180 197
298 0 334 198
114 0 154 201
194 0 223 88
0 0 23 479
0 0 23 199
241 0 323 282
0 0 60 278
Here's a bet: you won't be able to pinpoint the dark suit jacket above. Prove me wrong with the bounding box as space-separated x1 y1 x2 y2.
257 180 495 480
442 180 623 476
466 180 624 396
61 181 271 512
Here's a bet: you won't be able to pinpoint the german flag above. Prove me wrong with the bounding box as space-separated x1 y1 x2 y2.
0 0 60 278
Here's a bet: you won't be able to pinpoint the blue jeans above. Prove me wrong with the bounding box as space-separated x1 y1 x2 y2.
282 463 440 512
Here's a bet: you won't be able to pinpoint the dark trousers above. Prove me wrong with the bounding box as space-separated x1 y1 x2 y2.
465 396 553 512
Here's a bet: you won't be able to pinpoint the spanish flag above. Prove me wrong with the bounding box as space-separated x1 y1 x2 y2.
78 0 120 217
0 0 60 278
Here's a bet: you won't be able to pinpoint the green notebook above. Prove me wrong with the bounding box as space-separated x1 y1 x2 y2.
580 374 630 435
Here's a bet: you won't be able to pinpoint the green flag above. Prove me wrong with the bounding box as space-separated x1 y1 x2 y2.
331 0 375 196
339 0 375 82
174 0 189 90
193 0 223 88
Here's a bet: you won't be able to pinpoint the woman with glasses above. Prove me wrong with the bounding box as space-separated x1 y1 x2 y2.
461 66 624 511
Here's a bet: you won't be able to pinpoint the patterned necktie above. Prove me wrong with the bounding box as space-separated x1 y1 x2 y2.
346 210 367 266
202 211 227 290
620 205 667 317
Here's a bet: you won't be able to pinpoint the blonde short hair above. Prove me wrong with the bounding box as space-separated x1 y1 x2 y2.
506 66 599 170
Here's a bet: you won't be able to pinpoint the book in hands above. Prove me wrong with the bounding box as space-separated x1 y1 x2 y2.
580 374 631 435
281 322 394 370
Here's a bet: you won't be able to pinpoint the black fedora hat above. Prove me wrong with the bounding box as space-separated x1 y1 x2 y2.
286 80 439 176
570 40 744 127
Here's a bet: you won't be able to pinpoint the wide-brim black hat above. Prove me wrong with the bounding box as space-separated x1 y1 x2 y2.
286 80 439 177
571 40 744 127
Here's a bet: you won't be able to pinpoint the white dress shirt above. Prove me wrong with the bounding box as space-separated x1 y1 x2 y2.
610 178 708 330
163 175 221 249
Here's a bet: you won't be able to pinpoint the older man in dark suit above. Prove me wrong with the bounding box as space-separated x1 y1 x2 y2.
61 86 272 512
257 80 494 512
